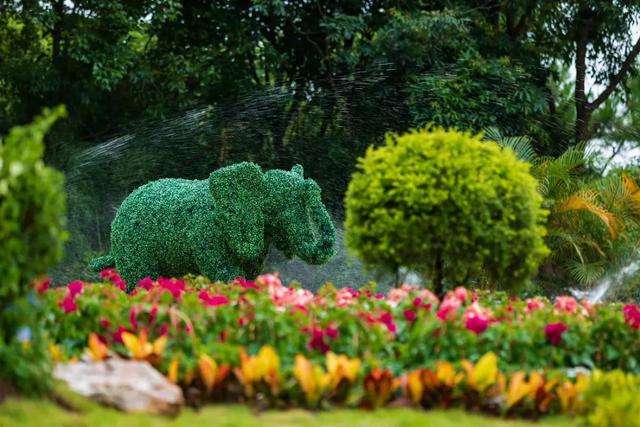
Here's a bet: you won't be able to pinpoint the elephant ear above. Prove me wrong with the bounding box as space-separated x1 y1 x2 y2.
209 162 265 260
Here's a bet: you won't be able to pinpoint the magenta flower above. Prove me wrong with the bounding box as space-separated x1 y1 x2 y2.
544 322 568 346
465 314 489 335
158 277 186 299
378 311 397 334
160 323 169 336
623 304 640 329
236 276 260 290
325 326 339 339
59 295 77 314
198 290 230 307
67 280 84 298
404 309 417 322
138 277 154 290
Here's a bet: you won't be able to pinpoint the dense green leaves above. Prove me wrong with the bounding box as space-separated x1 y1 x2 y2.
0 107 68 395
344 128 548 293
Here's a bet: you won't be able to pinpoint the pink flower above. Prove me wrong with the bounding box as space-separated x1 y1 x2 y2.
59 295 77 314
544 322 568 346
198 290 230 307
404 309 417 322
67 280 84 298
336 288 358 306
454 287 468 302
623 304 640 329
463 303 491 335
236 276 260 290
257 273 283 289
138 277 154 290
554 296 578 314
437 295 462 321
525 298 546 313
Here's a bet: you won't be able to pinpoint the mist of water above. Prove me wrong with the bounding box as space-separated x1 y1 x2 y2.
572 259 640 303
48 74 412 290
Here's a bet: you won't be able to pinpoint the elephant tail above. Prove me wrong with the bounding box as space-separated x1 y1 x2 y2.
89 254 115 272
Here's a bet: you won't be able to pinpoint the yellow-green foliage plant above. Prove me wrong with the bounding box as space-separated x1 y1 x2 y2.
90 163 336 290
344 127 548 293
0 107 68 395
578 370 640 427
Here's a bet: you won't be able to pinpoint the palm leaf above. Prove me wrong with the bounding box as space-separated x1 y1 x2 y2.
482 127 537 163
556 191 622 240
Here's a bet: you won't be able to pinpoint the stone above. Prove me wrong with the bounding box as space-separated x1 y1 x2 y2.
54 358 184 416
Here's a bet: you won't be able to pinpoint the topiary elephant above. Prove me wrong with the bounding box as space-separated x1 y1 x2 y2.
89 162 336 291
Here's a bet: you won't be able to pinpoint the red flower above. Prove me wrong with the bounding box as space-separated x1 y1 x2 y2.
67 280 84 298
160 323 168 336
404 309 417 322
544 322 568 346
149 306 159 323
378 312 397 334
113 325 127 343
325 326 339 339
198 290 230 307
129 307 139 330
306 327 330 353
59 295 77 314
35 278 50 294
623 304 640 329
100 319 111 329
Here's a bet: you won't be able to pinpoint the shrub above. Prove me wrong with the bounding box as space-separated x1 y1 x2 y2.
344 127 548 293
578 370 640 427
0 107 67 395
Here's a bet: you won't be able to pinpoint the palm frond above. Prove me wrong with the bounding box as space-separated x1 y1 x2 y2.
482 127 537 162
556 190 622 240
567 261 605 286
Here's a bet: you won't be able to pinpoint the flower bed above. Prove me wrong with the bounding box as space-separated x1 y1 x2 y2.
37 272 640 420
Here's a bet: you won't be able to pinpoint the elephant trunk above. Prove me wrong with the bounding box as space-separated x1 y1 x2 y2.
298 199 336 264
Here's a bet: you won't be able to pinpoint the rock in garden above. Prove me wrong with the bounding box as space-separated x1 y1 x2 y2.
53 359 184 416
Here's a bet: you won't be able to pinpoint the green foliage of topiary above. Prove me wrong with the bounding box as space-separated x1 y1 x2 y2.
0 106 67 395
91 162 336 290
344 127 548 293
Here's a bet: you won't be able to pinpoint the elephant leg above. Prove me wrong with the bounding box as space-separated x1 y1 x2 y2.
115 255 160 292
195 250 244 283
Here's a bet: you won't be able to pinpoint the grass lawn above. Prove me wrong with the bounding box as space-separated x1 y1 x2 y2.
0 388 579 427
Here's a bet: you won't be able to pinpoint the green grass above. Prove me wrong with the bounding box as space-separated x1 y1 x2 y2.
0 394 579 427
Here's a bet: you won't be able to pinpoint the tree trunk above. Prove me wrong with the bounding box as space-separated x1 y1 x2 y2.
433 251 444 297
574 18 591 143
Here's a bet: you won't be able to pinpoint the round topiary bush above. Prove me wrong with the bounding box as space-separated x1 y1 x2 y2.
344 127 548 294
